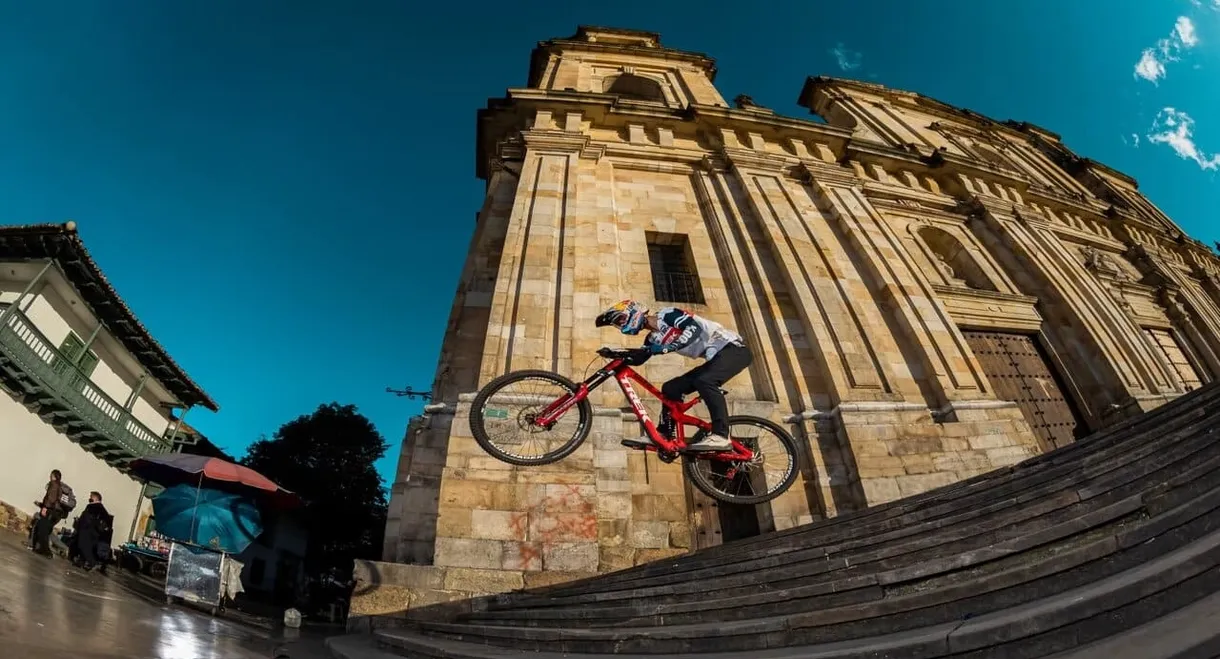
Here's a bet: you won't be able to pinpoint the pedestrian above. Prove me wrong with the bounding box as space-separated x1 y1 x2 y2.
31 469 71 556
73 491 112 572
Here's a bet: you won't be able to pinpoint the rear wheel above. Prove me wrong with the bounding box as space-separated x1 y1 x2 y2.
683 416 800 505
469 370 593 466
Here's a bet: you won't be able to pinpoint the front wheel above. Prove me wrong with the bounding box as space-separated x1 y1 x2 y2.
683 416 800 505
469 370 593 466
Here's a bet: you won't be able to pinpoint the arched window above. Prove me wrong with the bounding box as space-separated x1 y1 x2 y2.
604 73 666 103
917 226 997 291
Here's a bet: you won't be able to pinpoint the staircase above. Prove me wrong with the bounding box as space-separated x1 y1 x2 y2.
328 383 1220 658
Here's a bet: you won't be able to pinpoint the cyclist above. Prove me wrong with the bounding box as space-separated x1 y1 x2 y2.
595 299 752 452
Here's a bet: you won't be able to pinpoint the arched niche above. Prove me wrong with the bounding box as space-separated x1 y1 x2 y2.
917 225 998 292
604 73 667 103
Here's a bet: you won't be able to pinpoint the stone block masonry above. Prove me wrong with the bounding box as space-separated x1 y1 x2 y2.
361 25 1220 629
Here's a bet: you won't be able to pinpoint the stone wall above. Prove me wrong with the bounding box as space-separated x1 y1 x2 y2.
370 26 1220 627
0 499 32 537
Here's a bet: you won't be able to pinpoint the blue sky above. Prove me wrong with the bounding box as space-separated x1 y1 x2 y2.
1 2 1217 486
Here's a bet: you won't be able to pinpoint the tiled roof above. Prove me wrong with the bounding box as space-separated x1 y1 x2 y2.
0 222 218 411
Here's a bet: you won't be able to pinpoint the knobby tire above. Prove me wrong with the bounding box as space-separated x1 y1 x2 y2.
683 415 801 506
469 369 593 466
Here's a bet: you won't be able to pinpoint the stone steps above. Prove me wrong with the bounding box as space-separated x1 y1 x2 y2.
480 389 1219 610
513 385 1220 601
1044 588 1220 658
374 527 1220 657
329 384 1220 657
404 445 1220 648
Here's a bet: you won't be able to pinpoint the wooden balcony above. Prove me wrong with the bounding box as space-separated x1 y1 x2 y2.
0 308 170 466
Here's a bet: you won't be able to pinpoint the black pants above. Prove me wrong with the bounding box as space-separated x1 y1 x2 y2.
32 511 62 554
76 527 100 567
661 343 753 437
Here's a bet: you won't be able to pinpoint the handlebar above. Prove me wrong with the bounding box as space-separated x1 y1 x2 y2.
597 347 634 359
597 346 652 364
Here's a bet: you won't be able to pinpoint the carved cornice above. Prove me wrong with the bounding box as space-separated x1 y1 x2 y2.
930 284 1038 306
797 159 859 188
925 142 1034 190
699 154 731 174
520 129 605 161
495 135 526 161
962 194 1022 222
867 197 967 223
720 146 799 175
1023 183 1111 219
1047 223 1128 252
844 140 928 169
599 141 705 166
859 181 959 212
687 103 853 141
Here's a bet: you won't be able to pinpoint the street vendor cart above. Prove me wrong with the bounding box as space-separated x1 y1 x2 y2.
126 454 299 617
165 541 227 615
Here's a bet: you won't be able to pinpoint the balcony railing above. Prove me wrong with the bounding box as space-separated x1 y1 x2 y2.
0 308 170 459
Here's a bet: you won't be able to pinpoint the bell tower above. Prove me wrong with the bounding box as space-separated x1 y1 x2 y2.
526 26 727 108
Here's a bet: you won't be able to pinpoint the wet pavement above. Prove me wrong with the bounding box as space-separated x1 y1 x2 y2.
0 532 332 658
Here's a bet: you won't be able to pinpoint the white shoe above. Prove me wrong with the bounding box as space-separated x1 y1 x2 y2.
686 434 732 452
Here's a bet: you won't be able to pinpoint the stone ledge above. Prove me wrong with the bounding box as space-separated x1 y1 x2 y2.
347 560 598 633
0 499 32 537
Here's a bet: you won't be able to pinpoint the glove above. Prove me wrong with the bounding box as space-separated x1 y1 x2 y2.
623 348 652 366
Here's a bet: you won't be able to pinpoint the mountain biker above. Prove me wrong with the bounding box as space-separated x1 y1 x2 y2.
595 299 752 452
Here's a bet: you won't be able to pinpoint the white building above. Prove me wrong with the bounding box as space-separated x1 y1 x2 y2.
0 221 218 541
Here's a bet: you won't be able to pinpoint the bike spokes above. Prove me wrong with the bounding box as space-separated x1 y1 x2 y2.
475 375 587 462
685 418 796 503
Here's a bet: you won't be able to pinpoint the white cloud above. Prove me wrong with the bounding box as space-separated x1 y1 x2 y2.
830 44 862 71
1175 16 1199 47
1147 108 1220 170
1135 49 1167 82
1133 16 1199 83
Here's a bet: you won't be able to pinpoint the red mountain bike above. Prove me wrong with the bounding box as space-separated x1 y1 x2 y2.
469 347 800 505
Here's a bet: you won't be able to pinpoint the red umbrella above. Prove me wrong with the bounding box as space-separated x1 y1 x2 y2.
129 453 300 507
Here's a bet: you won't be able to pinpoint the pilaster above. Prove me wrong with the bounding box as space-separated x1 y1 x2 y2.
1126 245 1220 381
480 116 597 383
969 197 1178 422
802 160 992 408
721 148 905 405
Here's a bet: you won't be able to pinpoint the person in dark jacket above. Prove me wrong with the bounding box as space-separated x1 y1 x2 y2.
74 491 113 571
31 470 64 556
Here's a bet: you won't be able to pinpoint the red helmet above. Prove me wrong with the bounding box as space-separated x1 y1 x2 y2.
595 299 648 335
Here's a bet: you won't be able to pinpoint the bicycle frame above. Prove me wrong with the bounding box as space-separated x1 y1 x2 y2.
533 357 755 462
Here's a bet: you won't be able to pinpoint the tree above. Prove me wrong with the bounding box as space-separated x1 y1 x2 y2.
242 402 388 573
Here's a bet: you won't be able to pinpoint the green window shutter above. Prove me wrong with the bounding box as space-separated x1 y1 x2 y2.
52 333 84 376
52 332 99 393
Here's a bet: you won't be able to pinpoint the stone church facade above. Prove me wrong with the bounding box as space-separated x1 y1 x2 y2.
368 26 1220 609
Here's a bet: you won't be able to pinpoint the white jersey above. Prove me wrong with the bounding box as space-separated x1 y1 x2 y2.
643 307 744 361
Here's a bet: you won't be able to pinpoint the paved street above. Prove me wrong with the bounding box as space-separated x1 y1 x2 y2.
0 532 331 658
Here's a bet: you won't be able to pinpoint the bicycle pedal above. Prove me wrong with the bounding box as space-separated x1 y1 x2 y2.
621 439 653 450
